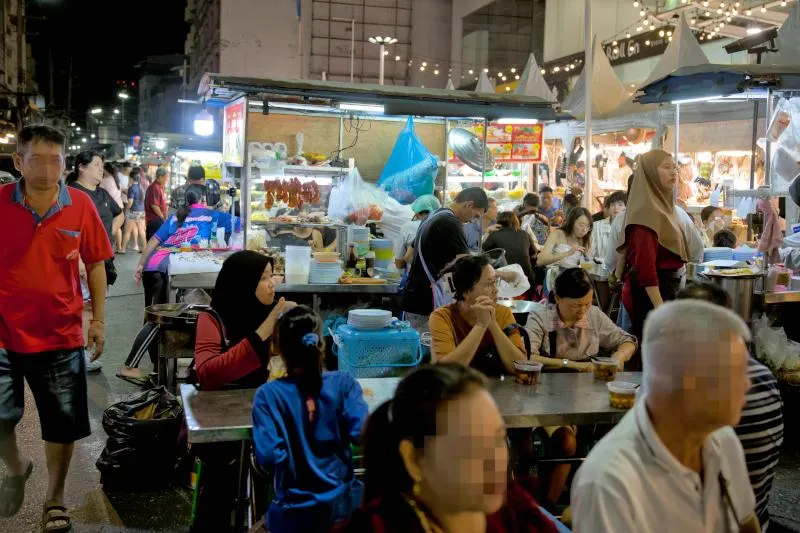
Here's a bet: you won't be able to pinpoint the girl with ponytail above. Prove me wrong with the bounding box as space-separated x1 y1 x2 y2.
251 305 368 533
334 363 562 533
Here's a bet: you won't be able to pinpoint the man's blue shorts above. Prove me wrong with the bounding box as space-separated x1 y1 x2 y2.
0 347 90 444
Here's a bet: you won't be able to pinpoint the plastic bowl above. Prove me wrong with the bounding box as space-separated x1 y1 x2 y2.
514 360 543 386
591 357 618 382
313 252 340 263
607 381 638 410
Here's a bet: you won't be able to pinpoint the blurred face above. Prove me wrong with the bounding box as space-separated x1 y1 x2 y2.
412 388 508 515
80 156 104 185
458 201 486 224
157 173 168 186
687 333 751 429
572 215 591 239
254 263 276 305
657 156 678 190
13 141 65 192
556 289 593 324
542 192 553 209
618 154 627 167
608 201 626 219
486 201 498 221
464 265 498 305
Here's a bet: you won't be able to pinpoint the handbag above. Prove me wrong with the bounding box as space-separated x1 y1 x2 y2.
104 258 118 286
415 209 457 310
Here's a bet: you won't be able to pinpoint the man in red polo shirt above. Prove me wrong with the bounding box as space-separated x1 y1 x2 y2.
145 167 168 240
0 125 112 530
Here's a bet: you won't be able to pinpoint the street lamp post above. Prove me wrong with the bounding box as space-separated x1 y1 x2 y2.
368 36 397 85
118 92 129 130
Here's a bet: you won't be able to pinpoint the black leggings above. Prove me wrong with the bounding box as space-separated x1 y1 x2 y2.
141 271 168 365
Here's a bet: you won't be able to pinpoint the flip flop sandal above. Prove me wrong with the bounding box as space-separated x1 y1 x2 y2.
115 373 149 387
42 500 72 533
0 460 33 517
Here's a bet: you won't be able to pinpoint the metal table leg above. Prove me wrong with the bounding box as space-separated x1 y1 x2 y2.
233 441 251 532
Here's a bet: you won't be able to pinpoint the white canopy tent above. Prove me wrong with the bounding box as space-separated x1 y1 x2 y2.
475 71 496 94
562 35 631 120
515 53 557 102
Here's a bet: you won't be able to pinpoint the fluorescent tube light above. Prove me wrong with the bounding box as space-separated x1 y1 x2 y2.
496 118 539 124
338 103 385 113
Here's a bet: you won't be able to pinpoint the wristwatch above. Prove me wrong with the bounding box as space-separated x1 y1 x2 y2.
562 358 569 368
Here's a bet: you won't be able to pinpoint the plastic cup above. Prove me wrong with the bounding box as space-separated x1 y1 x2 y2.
284 246 312 284
591 357 618 381
607 381 638 410
513 360 543 386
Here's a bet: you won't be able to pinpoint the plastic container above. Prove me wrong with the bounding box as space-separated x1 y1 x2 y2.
513 360 543 385
332 323 422 378
348 227 370 257
591 357 618 381
313 252 340 263
370 239 394 269
216 227 227 248
284 245 311 284
607 381 638 410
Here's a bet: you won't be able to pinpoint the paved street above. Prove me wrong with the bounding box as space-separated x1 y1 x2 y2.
0 252 799 532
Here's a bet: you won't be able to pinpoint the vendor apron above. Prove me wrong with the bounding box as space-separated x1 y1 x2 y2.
627 266 683 371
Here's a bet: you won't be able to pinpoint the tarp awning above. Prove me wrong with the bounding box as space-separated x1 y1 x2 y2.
640 13 709 89
636 64 800 104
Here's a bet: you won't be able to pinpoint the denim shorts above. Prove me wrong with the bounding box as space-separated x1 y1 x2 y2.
0 347 90 444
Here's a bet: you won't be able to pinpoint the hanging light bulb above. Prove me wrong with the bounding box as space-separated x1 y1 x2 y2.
626 32 632 38
669 36 673 41
515 74 520 80
705 10 711 16
469 69 474 75
781 0 786 6
420 66 425 71
761 5 767 12
636 25 643 31
484 67 489 73
735 1 740 6
720 22 726 27
645 39 651 45
717 7 723 13
667 30 672 36
613 47 619 54
553 66 561 72
434 69 439 75
612 40 618 46
540 68 546 74
639 9 646 16
422 61 427 67
702 0 709 5
720 1 725 6
394 55 400 61
690 17 696 24
699 34 705 40
746 8 752 14
510 67 516 73
659 29 665 36
505 87 511 92
650 23 656 30
498 72 504 77
633 0 639 6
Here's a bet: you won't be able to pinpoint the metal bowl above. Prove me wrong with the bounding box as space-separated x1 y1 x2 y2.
447 128 495 172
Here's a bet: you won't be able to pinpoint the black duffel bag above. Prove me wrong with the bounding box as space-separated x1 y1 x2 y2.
96 386 187 491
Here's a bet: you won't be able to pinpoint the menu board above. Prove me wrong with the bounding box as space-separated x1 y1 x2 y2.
223 98 246 166
449 121 544 163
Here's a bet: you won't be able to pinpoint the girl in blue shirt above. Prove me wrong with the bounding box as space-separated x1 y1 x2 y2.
252 305 368 533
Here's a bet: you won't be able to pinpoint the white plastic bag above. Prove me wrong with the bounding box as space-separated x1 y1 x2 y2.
753 312 800 371
327 168 388 225
496 264 531 299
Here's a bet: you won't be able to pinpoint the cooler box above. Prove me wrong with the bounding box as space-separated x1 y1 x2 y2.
332 322 422 378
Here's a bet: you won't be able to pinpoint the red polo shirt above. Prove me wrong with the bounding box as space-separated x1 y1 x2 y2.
0 181 113 353
145 182 166 225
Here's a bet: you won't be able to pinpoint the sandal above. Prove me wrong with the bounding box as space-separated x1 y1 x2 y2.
0 460 33 517
42 500 72 533
115 373 149 387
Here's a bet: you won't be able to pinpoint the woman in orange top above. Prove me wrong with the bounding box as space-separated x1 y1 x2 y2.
616 150 690 367
428 254 526 377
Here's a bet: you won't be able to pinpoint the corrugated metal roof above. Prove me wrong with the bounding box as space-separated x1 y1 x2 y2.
198 74 566 120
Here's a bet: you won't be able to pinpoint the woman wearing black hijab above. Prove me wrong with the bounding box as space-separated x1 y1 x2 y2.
194 250 296 391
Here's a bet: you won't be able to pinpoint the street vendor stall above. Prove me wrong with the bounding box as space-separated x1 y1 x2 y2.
176 74 559 314
637 63 800 311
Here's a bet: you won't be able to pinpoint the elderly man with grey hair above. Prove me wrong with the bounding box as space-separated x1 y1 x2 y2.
571 300 760 533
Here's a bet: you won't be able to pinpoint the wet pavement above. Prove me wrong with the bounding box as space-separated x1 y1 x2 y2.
0 252 799 532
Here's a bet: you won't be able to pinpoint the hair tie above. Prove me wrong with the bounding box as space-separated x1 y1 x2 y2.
302 332 319 347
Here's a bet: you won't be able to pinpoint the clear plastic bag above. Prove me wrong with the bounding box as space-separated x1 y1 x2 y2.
327 168 387 225
378 116 438 205
496 264 531 298
753 313 800 372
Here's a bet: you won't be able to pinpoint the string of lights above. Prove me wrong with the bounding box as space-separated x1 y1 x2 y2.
370 0 791 83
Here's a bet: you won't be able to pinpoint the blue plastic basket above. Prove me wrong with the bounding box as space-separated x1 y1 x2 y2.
332 322 423 378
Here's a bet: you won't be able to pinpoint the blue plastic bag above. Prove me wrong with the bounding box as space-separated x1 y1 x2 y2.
378 116 438 204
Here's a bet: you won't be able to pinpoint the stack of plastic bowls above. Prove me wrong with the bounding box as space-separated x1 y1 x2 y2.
284 245 311 284
370 239 394 269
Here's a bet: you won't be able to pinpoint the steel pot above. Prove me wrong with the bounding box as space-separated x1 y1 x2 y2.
701 272 762 322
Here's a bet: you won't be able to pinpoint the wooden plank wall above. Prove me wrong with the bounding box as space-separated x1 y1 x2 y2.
246 112 446 182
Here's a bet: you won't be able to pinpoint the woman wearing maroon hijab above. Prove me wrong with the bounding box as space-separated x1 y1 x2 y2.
333 364 562 533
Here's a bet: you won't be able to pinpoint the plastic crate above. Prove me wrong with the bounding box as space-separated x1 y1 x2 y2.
332 322 422 378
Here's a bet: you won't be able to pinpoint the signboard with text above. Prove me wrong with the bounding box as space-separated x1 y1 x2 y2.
223 98 246 166
449 121 545 163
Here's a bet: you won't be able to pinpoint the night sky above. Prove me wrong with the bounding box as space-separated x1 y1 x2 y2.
29 0 187 119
